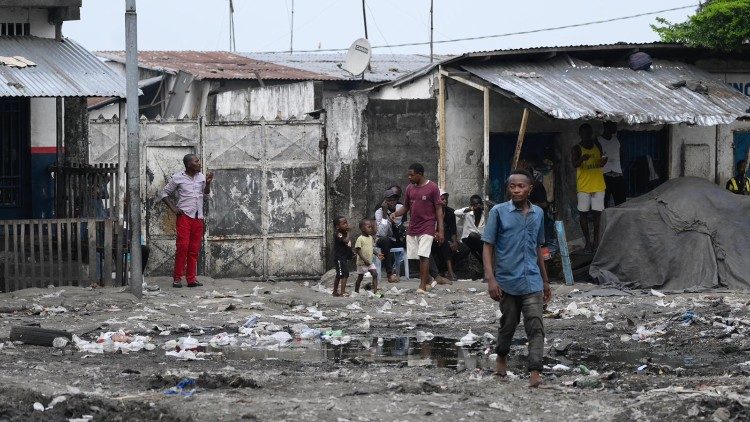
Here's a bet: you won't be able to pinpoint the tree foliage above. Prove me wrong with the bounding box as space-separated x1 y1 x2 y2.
652 0 750 51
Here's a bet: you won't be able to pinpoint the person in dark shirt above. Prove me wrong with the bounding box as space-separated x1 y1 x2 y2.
332 215 354 297
726 159 750 195
431 190 458 282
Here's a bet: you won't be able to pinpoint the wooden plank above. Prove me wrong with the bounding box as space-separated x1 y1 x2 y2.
483 87 490 201
2 223 8 290
56 221 63 286
37 221 44 285
437 71 447 189
115 220 123 286
39 221 50 286
13 224 19 291
19 222 25 288
511 108 530 170
29 221 36 285
555 220 574 285
64 221 71 285
88 219 97 285
103 220 113 286
75 220 82 286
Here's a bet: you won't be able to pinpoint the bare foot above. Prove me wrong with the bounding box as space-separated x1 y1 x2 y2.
529 370 542 388
495 355 507 377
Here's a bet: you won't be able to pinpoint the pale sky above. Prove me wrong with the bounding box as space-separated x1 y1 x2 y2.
64 0 697 54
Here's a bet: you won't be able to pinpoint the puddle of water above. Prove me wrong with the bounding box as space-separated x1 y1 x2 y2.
218 336 495 371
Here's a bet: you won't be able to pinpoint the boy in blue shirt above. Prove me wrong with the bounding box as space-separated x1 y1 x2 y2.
482 169 551 388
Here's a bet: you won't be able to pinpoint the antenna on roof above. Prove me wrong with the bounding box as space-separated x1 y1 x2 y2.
341 38 371 77
229 0 236 52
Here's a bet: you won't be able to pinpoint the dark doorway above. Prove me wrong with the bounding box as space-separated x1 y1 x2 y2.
0 98 30 219
618 129 668 198
733 131 750 170
488 132 555 203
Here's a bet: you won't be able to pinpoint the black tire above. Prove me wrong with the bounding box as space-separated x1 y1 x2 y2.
9 326 73 347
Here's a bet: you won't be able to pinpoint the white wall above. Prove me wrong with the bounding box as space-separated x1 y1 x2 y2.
370 75 436 100
0 7 55 38
30 98 56 148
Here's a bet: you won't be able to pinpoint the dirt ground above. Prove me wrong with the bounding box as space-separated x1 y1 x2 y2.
1 274 749 422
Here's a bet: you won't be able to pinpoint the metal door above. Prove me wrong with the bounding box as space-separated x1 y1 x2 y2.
619 129 668 197
0 98 30 219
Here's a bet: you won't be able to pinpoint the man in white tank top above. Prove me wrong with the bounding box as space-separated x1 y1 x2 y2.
598 121 626 207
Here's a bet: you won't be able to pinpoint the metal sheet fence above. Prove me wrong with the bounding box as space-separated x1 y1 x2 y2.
0 218 126 292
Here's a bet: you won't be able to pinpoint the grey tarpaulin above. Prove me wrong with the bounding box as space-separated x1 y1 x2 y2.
590 177 750 290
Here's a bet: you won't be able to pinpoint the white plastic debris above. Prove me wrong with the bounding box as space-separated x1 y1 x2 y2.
605 322 614 331
257 331 293 346
482 332 496 341
552 364 571 371
489 402 512 411
46 395 67 410
177 336 200 350
33 402 44 412
419 298 429 307
416 331 434 342
209 332 237 347
346 302 363 311
380 301 393 312
456 330 479 346
650 289 666 298
165 349 205 360
52 337 69 348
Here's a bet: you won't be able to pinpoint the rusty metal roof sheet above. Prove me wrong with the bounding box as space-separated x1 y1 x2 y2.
0 36 126 97
243 53 453 83
462 57 750 126
96 50 337 81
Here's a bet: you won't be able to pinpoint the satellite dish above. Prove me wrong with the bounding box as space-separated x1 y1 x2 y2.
342 38 371 77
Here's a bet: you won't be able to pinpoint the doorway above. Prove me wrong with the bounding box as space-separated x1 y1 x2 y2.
488 132 555 203
733 131 750 171
0 98 30 219
618 128 669 197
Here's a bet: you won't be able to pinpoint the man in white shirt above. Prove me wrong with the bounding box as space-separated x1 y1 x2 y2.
599 121 626 207
454 195 486 264
375 187 405 283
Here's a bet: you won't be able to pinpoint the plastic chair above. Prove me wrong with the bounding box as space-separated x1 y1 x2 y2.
373 247 409 281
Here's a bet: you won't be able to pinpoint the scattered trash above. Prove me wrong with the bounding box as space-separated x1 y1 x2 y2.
46 395 67 410
416 331 434 342
552 364 571 371
650 289 666 298
72 331 155 354
164 378 196 397
605 323 614 331
456 330 479 347
33 402 44 412
488 402 512 411
52 337 69 348
209 332 237 347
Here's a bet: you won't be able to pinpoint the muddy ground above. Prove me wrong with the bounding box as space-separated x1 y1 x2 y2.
1 274 749 422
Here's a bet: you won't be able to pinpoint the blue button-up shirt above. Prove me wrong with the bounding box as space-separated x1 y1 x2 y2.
481 200 545 296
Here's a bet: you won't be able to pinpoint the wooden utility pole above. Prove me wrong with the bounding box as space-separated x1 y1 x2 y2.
430 0 434 62
362 0 369 39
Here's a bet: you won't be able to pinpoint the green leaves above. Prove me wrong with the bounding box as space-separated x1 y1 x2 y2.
652 0 750 51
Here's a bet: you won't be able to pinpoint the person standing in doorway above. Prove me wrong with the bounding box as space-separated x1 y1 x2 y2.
160 154 213 288
483 169 551 388
726 159 750 195
391 163 444 294
599 121 626 207
571 123 607 254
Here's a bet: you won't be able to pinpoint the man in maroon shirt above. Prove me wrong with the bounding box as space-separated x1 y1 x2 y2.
391 163 444 293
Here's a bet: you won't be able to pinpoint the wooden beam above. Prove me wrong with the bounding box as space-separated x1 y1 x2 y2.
511 108 530 169
438 71 446 189
483 87 490 201
439 69 486 92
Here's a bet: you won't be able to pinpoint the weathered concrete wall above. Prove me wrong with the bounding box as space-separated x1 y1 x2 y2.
670 124 716 180
64 97 89 164
365 99 438 211
323 93 369 264
371 74 437 100
214 81 321 122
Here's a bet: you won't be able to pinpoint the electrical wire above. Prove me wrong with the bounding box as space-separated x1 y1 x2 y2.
254 4 698 54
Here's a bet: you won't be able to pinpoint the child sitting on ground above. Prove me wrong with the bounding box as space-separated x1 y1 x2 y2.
332 216 354 297
354 219 384 294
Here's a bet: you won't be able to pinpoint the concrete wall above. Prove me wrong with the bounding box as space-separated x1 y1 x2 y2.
371 74 437 100
365 99 438 211
214 81 321 122
0 7 55 37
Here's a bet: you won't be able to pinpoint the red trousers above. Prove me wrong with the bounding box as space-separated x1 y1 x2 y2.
174 214 204 283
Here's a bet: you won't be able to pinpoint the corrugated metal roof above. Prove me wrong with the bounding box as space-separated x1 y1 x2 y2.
243 53 453 83
97 51 337 81
462 58 750 126
0 36 126 97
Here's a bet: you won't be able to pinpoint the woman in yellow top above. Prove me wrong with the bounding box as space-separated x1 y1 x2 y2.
571 123 608 254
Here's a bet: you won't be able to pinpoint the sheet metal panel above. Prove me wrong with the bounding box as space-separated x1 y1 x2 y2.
462 58 750 126
0 37 125 97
